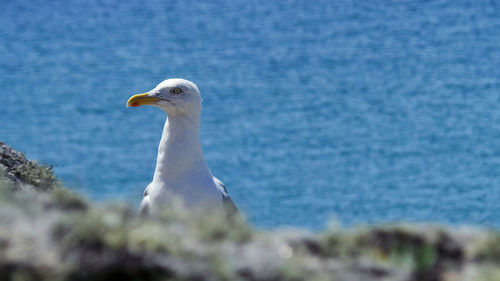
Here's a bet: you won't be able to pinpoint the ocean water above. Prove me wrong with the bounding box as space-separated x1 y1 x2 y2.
1 0 499 229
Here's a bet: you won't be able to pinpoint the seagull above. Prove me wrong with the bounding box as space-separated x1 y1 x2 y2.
126 78 237 215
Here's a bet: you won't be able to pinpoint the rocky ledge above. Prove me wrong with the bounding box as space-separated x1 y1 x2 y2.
0 142 499 281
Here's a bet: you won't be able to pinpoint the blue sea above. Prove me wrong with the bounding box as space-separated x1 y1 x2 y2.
1 0 499 229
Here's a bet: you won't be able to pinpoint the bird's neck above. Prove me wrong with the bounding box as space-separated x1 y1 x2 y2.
152 114 210 183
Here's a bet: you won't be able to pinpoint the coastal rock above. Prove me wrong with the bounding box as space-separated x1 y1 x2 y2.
0 141 498 281
0 142 56 190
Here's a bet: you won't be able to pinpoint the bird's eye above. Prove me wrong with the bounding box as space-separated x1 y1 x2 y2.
172 88 182 94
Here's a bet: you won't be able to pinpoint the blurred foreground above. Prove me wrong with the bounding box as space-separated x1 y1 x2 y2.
0 141 499 281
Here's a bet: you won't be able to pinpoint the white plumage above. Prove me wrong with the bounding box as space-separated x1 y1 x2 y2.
127 78 237 214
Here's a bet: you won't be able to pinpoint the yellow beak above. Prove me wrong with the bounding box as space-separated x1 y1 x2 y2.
126 93 160 108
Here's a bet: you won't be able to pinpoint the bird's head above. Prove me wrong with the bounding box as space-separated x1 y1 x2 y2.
127 78 202 116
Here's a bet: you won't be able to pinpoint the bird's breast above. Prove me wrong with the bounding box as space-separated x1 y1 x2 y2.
147 178 222 211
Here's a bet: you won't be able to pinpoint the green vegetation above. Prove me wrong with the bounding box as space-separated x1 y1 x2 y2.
0 141 499 281
0 142 57 190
